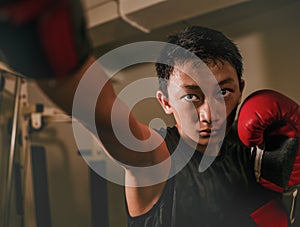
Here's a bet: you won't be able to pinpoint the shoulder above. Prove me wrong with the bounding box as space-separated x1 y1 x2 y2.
222 121 249 156
155 126 180 155
155 126 179 140
218 122 254 180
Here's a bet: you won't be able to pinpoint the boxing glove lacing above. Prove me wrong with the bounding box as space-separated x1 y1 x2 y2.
251 146 264 183
251 146 299 225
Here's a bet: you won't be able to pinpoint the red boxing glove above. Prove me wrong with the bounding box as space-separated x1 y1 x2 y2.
0 0 91 79
237 89 300 193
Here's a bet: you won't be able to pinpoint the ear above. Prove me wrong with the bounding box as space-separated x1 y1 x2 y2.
238 79 245 104
156 90 173 114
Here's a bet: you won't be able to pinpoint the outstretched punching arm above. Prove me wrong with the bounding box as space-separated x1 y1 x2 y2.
0 0 169 168
0 0 170 216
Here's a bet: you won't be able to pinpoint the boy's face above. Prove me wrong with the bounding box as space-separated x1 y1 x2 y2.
157 60 244 152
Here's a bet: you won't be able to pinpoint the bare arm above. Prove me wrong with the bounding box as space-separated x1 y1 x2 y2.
37 56 169 166
1 0 169 216
37 56 170 216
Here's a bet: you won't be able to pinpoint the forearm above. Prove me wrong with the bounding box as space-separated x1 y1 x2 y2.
0 0 168 171
36 56 98 115
37 56 164 167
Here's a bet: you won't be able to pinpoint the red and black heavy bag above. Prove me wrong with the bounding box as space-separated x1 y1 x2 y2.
0 0 91 79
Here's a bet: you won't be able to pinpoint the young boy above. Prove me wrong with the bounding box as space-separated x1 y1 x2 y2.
1 1 298 226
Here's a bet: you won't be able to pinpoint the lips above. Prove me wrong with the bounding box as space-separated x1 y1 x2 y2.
199 129 212 137
199 128 223 137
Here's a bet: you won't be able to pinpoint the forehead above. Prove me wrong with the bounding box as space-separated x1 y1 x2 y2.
169 59 238 86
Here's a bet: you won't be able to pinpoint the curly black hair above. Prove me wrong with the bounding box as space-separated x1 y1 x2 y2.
155 26 243 97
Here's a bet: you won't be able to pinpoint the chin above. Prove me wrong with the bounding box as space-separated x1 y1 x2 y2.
199 136 224 147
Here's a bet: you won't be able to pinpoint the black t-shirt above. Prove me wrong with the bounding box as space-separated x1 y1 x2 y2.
126 124 279 227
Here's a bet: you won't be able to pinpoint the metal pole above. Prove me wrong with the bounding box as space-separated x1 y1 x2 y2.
3 77 21 227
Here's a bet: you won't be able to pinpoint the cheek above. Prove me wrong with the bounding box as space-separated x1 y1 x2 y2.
225 101 239 124
173 103 199 123
224 96 240 116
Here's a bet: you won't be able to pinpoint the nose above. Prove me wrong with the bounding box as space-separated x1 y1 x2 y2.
199 99 212 124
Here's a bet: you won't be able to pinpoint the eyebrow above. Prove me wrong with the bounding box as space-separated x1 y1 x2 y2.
218 77 235 86
182 85 201 90
181 77 235 90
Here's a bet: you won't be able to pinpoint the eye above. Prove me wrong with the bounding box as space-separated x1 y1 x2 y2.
220 89 228 96
217 89 231 98
184 94 200 102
